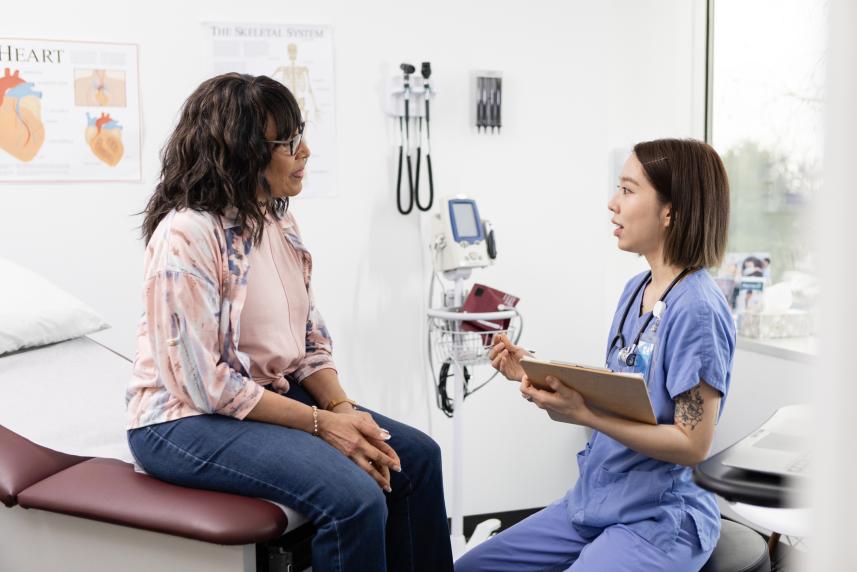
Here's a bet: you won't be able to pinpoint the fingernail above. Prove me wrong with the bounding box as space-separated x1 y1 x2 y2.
394 466 402 473
380 430 392 440
384 486 392 493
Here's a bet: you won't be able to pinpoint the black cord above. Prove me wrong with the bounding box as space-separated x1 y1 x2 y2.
416 68 434 212
396 140 413 215
416 153 434 211
406 153 415 207
436 360 471 418
414 145 422 203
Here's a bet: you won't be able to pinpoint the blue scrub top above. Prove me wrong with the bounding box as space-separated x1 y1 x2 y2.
566 269 735 553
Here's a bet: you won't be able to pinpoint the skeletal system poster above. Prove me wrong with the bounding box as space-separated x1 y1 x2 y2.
0 38 141 182
204 23 337 197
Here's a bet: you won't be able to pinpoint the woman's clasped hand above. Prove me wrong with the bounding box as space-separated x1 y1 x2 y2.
318 407 401 492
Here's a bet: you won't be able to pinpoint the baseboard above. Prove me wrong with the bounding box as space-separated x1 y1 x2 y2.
459 507 545 540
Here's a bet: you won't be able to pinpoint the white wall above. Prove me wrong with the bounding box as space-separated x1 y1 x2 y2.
2 0 809 519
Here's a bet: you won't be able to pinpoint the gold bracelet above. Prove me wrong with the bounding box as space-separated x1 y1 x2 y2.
311 405 319 436
326 398 357 411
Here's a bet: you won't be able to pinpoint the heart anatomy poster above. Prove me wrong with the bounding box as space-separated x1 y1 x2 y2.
204 23 337 197
0 38 141 183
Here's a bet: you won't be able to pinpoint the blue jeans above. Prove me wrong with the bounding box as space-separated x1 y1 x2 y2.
128 383 453 572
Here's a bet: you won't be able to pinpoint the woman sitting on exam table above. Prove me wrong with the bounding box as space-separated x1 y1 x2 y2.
126 73 453 572
457 139 735 572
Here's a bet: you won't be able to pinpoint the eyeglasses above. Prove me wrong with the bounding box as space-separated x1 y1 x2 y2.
265 122 305 156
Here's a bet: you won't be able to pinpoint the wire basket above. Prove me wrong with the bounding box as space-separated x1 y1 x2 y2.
427 307 520 367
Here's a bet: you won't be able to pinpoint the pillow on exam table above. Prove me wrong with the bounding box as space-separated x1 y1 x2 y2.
0 258 108 355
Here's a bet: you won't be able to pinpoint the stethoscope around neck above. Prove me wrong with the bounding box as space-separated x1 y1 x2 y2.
610 267 695 367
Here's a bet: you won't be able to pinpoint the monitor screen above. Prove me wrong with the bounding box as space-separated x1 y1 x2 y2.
452 202 480 239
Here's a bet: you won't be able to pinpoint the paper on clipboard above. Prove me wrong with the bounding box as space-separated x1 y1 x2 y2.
519 357 657 425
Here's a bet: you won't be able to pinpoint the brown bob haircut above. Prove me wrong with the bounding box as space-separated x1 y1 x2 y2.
633 138 730 269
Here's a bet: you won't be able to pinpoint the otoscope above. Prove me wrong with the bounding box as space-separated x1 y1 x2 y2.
414 61 434 211
396 63 416 215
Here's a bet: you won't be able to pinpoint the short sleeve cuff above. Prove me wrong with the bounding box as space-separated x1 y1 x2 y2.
293 359 338 384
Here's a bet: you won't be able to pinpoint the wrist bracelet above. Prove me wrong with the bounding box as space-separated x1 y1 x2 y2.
311 405 319 436
327 398 357 411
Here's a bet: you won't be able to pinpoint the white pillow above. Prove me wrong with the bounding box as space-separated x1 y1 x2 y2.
0 258 109 355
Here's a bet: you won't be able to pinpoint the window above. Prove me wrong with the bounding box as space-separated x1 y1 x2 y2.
707 0 825 355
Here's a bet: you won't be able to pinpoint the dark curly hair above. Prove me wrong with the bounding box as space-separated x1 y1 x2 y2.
141 73 302 245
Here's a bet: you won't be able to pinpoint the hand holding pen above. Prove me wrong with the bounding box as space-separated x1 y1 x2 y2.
489 333 533 382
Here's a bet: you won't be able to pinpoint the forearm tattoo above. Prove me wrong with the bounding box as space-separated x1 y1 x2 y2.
675 386 704 430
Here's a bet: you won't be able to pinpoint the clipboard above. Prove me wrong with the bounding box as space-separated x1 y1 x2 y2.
519 357 658 425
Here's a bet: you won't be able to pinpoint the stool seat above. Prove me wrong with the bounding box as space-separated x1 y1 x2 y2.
701 518 770 572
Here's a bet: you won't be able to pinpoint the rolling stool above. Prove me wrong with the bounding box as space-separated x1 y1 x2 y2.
701 518 771 572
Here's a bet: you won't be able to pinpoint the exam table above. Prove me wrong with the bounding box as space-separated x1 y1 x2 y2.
0 336 312 572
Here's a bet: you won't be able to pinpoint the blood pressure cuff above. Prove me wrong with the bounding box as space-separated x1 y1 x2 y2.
461 283 519 338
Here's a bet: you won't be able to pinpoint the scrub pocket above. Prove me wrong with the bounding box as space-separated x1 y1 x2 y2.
584 465 683 552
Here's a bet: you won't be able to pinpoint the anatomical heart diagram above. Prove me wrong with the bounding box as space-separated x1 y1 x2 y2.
0 68 45 162
85 112 124 166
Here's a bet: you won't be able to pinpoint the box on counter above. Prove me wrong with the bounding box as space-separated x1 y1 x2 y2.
737 310 813 339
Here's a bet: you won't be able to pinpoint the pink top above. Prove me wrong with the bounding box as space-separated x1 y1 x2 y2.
238 215 310 394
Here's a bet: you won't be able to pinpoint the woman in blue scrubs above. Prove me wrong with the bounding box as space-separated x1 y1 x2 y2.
456 139 735 571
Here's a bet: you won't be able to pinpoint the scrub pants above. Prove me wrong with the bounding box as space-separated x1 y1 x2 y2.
128 383 453 572
455 498 712 572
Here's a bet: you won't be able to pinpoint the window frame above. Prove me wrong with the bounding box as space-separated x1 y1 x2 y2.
703 0 818 362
